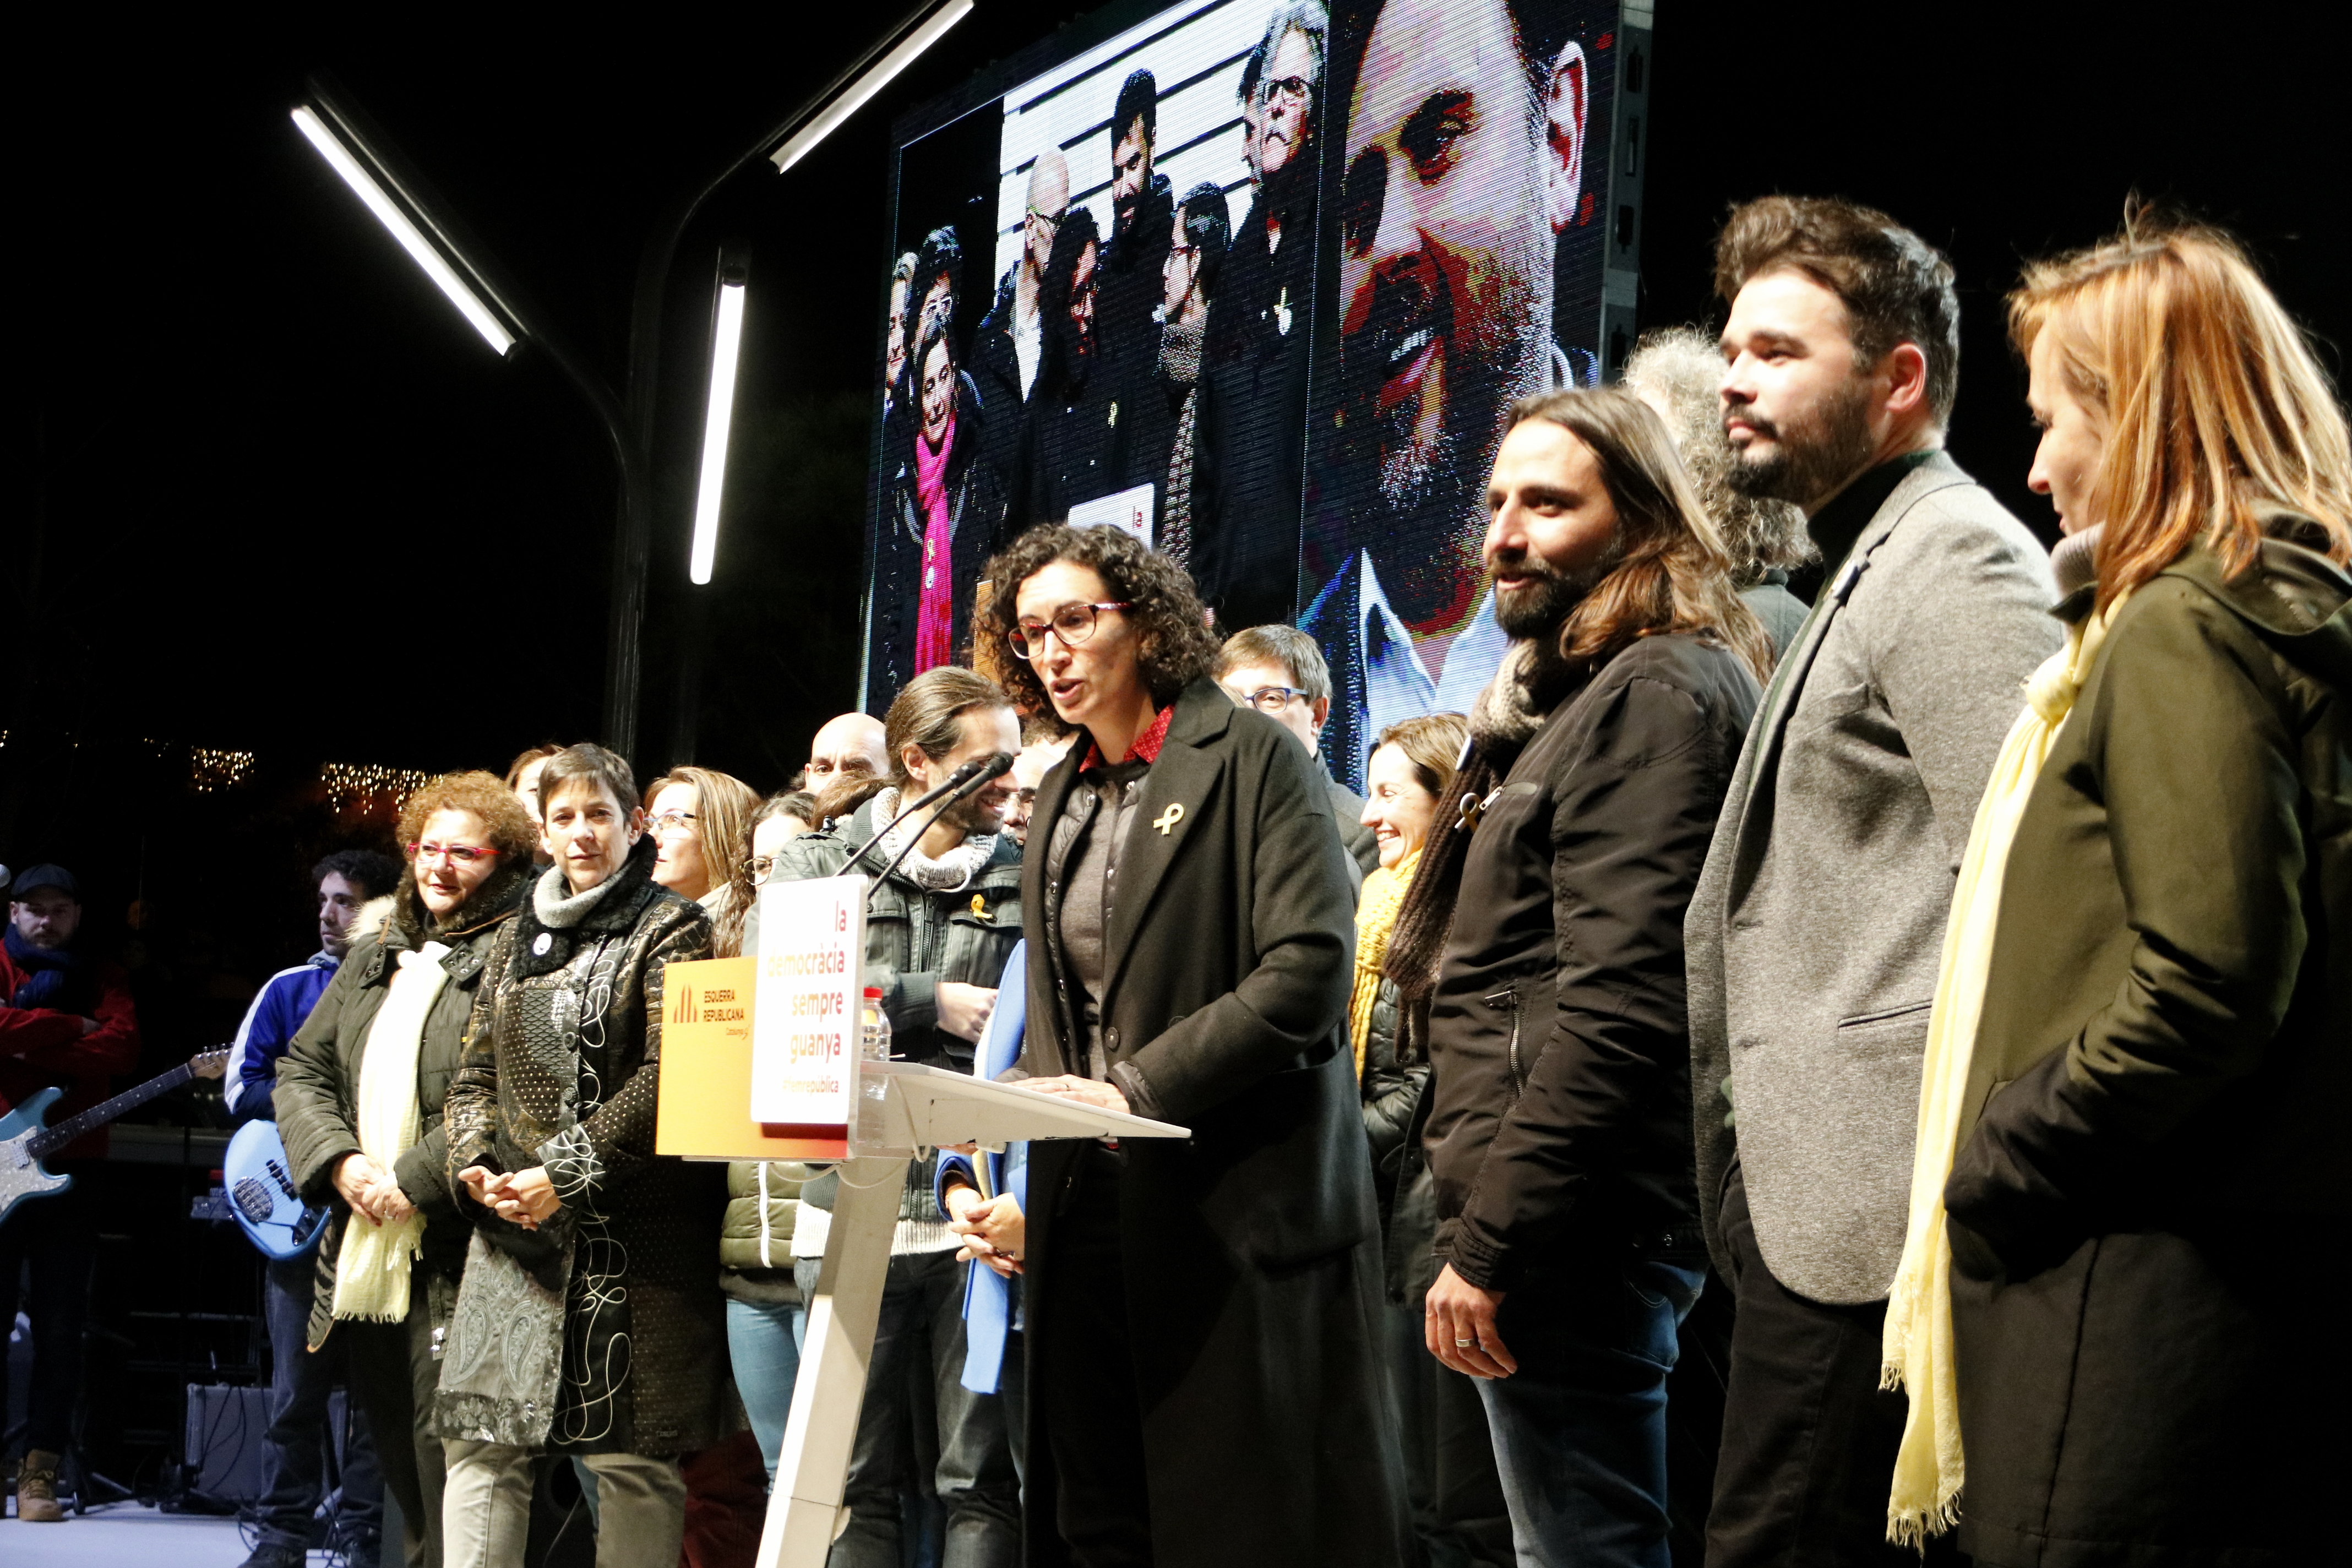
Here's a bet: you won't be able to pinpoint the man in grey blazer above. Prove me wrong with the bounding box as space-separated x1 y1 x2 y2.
1684 198 2058 1566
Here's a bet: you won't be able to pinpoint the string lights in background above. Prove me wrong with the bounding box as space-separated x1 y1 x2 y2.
189 748 258 793
322 761 429 814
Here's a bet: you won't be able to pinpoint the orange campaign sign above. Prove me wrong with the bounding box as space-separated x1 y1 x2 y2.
654 956 848 1160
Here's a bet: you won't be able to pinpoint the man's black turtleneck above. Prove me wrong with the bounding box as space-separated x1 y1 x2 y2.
1805 448 1940 578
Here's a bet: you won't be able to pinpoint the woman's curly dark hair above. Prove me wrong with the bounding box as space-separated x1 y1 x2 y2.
978 524 1221 733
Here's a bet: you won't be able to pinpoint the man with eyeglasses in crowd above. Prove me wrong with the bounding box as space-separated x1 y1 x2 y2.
1194 2 1327 631
1217 624 1381 878
225 848 401 1568
973 149 1069 503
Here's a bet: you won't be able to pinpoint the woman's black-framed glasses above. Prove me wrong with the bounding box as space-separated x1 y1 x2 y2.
1009 601 1132 661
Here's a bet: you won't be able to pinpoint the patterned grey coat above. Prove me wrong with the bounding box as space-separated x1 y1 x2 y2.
435 836 727 1456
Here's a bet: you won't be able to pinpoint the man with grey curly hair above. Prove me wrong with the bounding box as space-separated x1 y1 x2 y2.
1624 325 1816 657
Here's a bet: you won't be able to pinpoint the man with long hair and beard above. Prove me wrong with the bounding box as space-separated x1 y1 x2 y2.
1407 385 1767 1568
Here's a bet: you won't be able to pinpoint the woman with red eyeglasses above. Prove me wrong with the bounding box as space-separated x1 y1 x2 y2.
971 523 1408 1567
274 770 539 1568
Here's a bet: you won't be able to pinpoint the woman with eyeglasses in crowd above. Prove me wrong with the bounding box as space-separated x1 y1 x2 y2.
644 765 761 942
714 786 820 1501
1343 714 1510 1565
972 522 1407 1566
274 771 540 1568
435 743 726 1567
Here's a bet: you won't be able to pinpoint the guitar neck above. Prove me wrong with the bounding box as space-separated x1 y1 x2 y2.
28 1063 199 1161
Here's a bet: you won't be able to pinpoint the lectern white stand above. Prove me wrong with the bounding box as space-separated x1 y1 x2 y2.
754 1060 1187 1568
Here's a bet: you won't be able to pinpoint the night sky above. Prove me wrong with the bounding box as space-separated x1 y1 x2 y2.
11 2 2345 1035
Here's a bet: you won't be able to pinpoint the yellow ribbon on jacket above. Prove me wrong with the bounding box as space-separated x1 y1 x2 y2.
1349 849 1419 1079
1881 591 2128 1545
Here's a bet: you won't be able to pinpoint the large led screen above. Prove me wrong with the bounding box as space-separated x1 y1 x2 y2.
862 0 1642 787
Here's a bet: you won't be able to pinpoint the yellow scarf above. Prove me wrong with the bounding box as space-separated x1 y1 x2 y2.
1881 591 2127 1545
331 942 448 1321
1350 849 1418 1078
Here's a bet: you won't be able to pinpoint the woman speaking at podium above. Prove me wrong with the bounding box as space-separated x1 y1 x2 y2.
978 524 1407 1567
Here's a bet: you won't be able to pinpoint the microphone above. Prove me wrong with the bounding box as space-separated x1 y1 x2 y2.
846 752 1017 890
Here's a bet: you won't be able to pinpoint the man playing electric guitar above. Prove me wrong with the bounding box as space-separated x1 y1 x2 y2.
0 864 141 1526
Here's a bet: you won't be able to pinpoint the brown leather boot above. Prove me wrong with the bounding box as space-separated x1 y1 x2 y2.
15 1450 65 1521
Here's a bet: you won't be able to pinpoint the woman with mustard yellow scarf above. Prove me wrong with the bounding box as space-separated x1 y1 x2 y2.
1351 712 1506 1565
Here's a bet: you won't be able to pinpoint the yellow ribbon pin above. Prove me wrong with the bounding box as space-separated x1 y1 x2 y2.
1151 803 1185 836
969 894 991 922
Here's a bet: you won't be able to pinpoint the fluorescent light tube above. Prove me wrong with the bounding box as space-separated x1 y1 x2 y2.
688 281 748 586
292 106 516 356
770 0 976 175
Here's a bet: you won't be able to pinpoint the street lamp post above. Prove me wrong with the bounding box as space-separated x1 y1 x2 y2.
293 0 973 761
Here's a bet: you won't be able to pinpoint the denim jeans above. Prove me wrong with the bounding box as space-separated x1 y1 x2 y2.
726 1298 804 1485
257 1254 384 1554
1474 1257 1703 1568
794 1249 1020 1568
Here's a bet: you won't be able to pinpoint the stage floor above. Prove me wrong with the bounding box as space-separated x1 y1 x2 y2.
2 1501 253 1566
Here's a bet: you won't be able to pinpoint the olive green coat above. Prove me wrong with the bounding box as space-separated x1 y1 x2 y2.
1945 520 2352 1565
719 1160 813 1305
275 869 530 1351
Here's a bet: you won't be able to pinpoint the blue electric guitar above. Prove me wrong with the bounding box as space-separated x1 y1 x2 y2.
223 1117 333 1260
0 1049 231 1227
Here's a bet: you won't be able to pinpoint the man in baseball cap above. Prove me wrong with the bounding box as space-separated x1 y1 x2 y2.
2 862 141 1523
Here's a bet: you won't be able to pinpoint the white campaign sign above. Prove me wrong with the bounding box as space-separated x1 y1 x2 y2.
750 873 868 1125
1066 482 1155 549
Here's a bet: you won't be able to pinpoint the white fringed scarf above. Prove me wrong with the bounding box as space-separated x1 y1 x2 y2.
330 941 450 1321
1882 532 2126 1545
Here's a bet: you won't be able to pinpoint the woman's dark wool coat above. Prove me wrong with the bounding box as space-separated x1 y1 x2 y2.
1015 677 1409 1567
1945 522 2352 1566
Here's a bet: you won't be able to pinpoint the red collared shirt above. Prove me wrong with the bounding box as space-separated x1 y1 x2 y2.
1079 703 1172 773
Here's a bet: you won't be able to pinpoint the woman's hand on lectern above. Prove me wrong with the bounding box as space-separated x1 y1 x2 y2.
1020 1074 1129 1115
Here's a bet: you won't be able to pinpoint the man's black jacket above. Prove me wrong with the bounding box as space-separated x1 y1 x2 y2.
1425 633 1760 1289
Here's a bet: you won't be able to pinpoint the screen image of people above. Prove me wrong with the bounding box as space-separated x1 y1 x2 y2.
864 0 1338 706
862 0 1621 792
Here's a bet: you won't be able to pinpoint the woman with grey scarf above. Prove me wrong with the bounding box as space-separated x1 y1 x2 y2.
435 743 724 1568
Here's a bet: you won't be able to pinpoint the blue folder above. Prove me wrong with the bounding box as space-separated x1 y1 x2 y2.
936 940 1027 1394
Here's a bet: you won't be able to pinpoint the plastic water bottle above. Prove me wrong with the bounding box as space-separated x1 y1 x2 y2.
856 987 891 1147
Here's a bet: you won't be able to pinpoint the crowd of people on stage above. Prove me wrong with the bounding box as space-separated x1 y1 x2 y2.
8 193 2349 1568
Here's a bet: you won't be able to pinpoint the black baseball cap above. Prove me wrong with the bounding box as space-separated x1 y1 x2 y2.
9 864 80 901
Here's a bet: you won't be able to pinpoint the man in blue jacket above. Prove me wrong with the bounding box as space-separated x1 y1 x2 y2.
225 851 397 1122
228 848 397 1568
